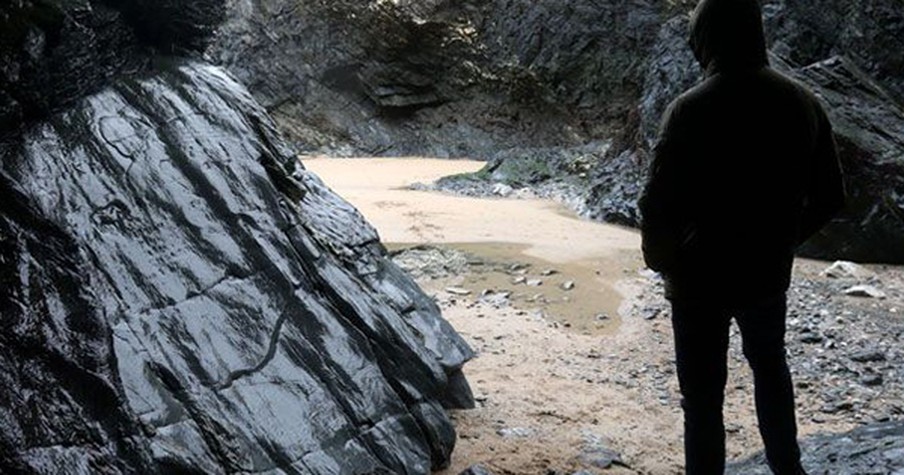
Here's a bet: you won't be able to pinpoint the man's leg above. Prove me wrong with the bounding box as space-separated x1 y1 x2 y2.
735 294 805 475
671 300 732 475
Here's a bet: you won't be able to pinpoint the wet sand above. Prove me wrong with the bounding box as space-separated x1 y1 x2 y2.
302 157 640 263
303 157 642 334
303 157 681 473
303 156 877 474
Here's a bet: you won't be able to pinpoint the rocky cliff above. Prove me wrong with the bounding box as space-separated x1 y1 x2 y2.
0 1 472 473
209 0 665 157
211 0 904 264
599 3 904 263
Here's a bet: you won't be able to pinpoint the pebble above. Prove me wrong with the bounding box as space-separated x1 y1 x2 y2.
861 373 884 386
561 280 576 291
492 183 514 197
850 350 886 363
497 427 534 438
459 464 494 475
821 400 854 414
822 261 872 279
799 331 824 344
844 285 886 299
527 279 544 287
445 287 472 296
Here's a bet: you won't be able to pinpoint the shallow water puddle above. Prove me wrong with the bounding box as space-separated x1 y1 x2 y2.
390 241 641 335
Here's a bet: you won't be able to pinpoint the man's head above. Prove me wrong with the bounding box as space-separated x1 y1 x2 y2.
689 0 768 73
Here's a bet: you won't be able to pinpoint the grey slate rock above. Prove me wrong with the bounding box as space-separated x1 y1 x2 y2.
459 464 495 475
727 421 904 474
0 2 473 473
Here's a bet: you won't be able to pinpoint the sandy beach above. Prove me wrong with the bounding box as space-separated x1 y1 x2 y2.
302 156 901 474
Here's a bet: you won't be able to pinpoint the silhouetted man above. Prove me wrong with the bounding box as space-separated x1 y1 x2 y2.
639 0 845 473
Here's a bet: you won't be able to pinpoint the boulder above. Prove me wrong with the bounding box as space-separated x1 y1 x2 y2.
789 56 904 263
588 10 904 263
727 421 904 474
762 0 904 106
0 2 472 473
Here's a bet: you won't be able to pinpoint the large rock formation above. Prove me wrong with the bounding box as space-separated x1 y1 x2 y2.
0 1 472 473
209 0 665 157
588 5 904 263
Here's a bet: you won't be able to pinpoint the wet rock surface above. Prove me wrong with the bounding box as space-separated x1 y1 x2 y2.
727 421 904 475
209 0 666 157
1 2 473 473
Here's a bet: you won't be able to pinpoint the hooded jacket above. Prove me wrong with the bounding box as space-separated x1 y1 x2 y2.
639 0 845 303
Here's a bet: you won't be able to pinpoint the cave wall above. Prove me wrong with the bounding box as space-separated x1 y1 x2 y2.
1 1 473 473
208 0 904 264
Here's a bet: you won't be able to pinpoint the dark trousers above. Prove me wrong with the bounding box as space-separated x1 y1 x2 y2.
671 293 805 475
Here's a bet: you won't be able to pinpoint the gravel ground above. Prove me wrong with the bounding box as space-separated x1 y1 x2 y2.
395 246 904 474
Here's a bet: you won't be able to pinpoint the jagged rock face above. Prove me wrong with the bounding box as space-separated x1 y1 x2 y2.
727 421 904 474
588 9 904 263
763 0 904 106
0 1 146 130
209 0 666 157
210 0 496 156
480 0 663 132
0 0 224 131
1 2 473 473
790 57 904 263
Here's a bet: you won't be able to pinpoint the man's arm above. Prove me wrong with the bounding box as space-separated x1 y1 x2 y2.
798 107 846 244
640 102 688 275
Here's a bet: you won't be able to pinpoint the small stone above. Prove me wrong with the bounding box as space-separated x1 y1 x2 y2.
820 400 854 414
512 276 527 285
843 285 886 299
492 183 514 197
497 427 534 438
540 268 559 276
822 261 872 279
459 464 495 475
850 349 886 363
445 287 471 296
526 279 543 287
509 263 529 272
860 373 884 386
561 280 576 291
577 447 625 469
799 332 824 344
595 313 609 321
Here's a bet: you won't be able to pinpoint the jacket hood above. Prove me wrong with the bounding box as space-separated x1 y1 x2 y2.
689 0 769 74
